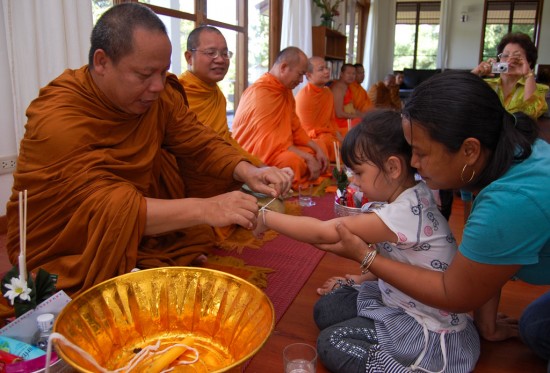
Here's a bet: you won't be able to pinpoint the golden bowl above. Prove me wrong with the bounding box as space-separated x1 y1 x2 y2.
53 267 275 372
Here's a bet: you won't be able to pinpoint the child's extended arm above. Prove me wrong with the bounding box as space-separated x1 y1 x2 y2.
255 208 396 245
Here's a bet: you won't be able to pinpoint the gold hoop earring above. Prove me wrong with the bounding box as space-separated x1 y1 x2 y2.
460 164 475 183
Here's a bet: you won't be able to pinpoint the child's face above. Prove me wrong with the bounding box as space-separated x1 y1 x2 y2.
351 161 394 202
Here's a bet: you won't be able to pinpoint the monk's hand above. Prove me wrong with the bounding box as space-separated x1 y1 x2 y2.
234 161 293 197
305 155 322 181
313 223 367 263
205 191 259 229
315 149 329 174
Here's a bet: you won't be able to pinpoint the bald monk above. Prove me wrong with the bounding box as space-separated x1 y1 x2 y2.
350 63 374 112
331 64 369 136
179 26 267 241
295 57 343 162
6 3 292 296
179 25 263 177
232 47 329 188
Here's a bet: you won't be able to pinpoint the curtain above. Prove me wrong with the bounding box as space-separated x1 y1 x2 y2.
2 0 93 146
437 0 451 69
281 0 313 95
363 0 396 90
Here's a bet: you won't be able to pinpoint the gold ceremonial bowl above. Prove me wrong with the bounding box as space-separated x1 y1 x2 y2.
53 267 275 372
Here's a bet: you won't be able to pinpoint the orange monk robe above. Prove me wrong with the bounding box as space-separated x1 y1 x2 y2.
349 81 374 112
295 82 340 162
179 71 264 241
6 67 245 296
232 73 315 187
369 81 401 111
334 86 362 136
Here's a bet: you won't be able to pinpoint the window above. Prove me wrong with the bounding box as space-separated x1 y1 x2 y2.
344 1 368 64
480 0 543 62
92 0 273 117
393 1 440 71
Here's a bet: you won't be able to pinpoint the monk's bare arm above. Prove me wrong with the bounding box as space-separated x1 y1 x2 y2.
144 192 258 235
331 83 350 119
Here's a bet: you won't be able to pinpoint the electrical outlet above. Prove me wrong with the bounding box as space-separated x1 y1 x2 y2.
0 155 17 175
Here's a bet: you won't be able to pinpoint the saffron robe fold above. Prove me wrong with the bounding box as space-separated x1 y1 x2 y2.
6 66 245 296
368 81 402 111
295 83 340 162
349 81 374 112
178 70 263 241
232 73 315 186
334 86 361 135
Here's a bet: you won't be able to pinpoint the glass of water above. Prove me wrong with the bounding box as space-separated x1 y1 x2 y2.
283 342 317 373
298 183 316 207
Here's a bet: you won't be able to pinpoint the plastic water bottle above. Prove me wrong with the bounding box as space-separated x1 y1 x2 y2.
34 313 55 351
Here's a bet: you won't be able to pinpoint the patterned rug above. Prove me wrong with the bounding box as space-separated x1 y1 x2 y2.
207 192 335 323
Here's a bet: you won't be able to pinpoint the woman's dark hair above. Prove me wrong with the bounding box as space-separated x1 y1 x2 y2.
341 109 415 178
497 32 538 69
402 71 538 190
89 3 167 67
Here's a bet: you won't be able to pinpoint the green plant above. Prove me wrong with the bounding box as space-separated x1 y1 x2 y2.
312 0 344 19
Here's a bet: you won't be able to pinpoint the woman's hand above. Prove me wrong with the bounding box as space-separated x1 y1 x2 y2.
313 223 369 264
472 58 496 77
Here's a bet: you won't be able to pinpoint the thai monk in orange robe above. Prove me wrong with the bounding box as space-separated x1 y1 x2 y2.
331 64 366 136
232 47 329 188
6 4 292 296
295 57 343 162
368 74 402 111
350 63 375 113
179 26 264 241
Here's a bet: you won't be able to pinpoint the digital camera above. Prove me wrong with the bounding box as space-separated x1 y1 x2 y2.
492 62 509 74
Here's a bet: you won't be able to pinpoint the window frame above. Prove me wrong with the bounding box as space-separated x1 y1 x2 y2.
393 0 441 70
479 0 544 62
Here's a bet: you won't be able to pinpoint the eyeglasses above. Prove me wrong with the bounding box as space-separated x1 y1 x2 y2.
190 48 233 60
497 52 522 61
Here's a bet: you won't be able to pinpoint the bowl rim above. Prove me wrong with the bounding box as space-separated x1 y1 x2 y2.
53 266 276 373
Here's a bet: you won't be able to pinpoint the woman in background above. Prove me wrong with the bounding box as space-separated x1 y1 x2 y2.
472 32 548 119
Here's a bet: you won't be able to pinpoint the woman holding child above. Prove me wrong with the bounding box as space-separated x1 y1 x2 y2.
315 71 550 371
258 70 550 372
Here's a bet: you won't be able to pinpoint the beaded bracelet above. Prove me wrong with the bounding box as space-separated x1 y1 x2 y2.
360 244 377 274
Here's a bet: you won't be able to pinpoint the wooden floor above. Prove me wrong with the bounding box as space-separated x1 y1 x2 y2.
245 196 550 373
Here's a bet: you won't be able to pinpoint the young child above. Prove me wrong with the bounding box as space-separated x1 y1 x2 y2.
254 109 480 373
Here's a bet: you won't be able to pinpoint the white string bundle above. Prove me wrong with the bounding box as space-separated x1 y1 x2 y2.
45 332 199 373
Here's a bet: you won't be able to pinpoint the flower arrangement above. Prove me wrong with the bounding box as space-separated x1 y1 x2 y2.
1 190 57 318
312 0 344 27
2 267 57 318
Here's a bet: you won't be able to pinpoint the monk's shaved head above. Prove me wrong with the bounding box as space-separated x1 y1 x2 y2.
187 25 223 51
307 56 325 73
270 46 308 90
274 47 307 67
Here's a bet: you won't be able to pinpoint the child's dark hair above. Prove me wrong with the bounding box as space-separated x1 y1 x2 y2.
341 109 415 177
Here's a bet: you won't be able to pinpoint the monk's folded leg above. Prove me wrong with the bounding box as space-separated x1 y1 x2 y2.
270 150 309 187
138 223 215 268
